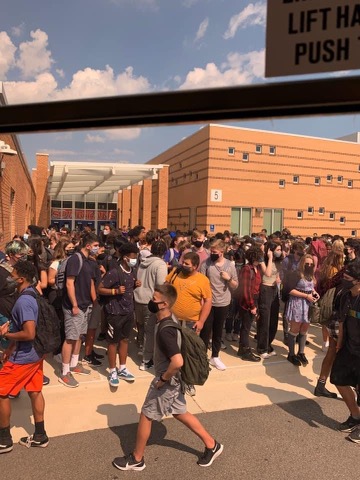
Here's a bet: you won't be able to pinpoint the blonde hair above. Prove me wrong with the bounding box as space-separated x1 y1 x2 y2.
332 239 344 254
299 254 315 280
210 239 226 252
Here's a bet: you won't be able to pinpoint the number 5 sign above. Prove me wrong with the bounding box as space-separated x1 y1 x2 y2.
210 189 222 202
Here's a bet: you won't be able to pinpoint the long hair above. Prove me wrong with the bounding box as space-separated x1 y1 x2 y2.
318 249 344 286
298 254 316 281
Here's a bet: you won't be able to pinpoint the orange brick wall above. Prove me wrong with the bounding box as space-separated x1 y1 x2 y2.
148 124 360 236
0 134 36 246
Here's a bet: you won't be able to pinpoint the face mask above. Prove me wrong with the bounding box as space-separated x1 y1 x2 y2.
23 233 29 242
66 249 75 256
97 253 106 261
304 265 314 275
258 257 264 263
6 277 17 290
148 300 164 314
273 251 282 258
27 254 35 261
90 247 99 255
210 253 220 262
126 258 137 268
103 230 109 236
181 265 192 275
16 254 27 263
193 241 203 249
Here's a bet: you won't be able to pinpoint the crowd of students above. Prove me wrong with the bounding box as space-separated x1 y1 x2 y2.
0 223 360 467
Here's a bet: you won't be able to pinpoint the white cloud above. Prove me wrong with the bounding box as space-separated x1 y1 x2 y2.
11 23 25 37
16 29 54 78
0 32 16 78
85 134 105 144
195 18 209 42
113 148 134 156
179 49 265 90
4 72 58 103
40 149 79 156
224 2 266 39
85 128 142 143
56 69 65 78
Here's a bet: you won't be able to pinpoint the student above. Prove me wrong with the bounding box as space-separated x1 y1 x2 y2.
0 261 49 453
112 283 223 471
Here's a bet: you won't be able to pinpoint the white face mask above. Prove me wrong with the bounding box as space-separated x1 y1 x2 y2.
23 233 29 242
274 250 282 258
103 230 109 236
127 258 137 267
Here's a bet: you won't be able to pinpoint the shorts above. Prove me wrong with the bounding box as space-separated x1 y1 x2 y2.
63 305 92 340
106 312 133 343
88 302 102 330
326 318 339 340
0 360 44 397
330 347 360 388
141 377 187 421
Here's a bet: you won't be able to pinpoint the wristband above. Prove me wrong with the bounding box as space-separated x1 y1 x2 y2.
159 375 167 383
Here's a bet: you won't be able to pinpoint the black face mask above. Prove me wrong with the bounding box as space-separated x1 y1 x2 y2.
181 265 192 276
148 300 164 314
193 241 203 249
304 265 314 276
210 253 220 262
96 252 107 261
66 249 75 256
27 254 35 261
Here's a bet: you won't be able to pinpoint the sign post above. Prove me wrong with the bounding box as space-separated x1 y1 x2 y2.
266 0 360 77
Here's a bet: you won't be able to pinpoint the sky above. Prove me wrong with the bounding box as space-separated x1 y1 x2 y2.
1 0 360 170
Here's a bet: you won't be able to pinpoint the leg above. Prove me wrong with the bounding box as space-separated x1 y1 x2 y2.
118 338 129 366
336 386 360 418
200 307 214 350
133 413 153 461
84 328 96 356
319 337 337 380
298 323 310 354
211 306 229 358
173 412 214 449
0 396 11 429
239 309 253 348
257 285 272 353
143 313 156 363
268 293 280 349
28 391 45 423
107 342 118 370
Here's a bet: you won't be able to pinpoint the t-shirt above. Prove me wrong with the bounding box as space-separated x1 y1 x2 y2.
344 295 360 357
10 288 40 365
62 252 97 310
102 266 136 316
262 262 279 287
163 248 181 265
0 263 18 318
154 317 181 376
200 258 238 307
166 270 211 322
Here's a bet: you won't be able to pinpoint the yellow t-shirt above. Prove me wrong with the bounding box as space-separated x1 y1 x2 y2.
165 269 212 322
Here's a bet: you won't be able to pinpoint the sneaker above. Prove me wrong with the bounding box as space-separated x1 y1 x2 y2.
232 333 240 341
209 357 226 371
347 426 360 444
109 370 120 387
197 441 224 467
118 368 135 382
139 359 154 371
314 381 337 399
0 439 13 454
287 354 301 366
97 332 106 341
70 363 91 375
186 384 196 396
83 354 102 367
224 333 233 342
259 352 271 359
8 392 20 399
238 347 261 362
113 453 146 471
92 350 104 360
322 341 329 352
58 372 79 388
338 415 360 433
19 434 49 449
43 375 50 386
267 350 277 357
297 353 309 366
220 340 227 350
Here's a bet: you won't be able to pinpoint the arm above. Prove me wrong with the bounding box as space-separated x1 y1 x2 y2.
155 353 183 389
264 250 274 277
90 279 97 303
2 320 36 342
194 297 212 332
39 270 48 290
48 266 57 287
66 276 79 315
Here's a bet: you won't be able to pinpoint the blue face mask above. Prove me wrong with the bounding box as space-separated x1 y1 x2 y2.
90 246 99 255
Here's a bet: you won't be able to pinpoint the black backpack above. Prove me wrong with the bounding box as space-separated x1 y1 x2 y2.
55 252 83 297
158 319 210 386
20 289 62 357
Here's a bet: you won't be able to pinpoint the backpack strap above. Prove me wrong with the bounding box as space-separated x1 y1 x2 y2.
169 248 175 263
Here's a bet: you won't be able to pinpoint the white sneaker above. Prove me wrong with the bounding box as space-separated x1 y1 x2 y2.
260 352 271 359
268 350 277 357
322 342 329 352
209 357 226 371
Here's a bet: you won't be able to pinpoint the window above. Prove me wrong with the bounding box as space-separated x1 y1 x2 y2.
230 207 252 236
319 207 325 215
358 165 360 173
51 200 61 208
351 230 357 237
86 202 95 210
314 177 321 185
297 211 303 219
279 179 285 188
228 147 235 156
255 144 262 154
98 202 107 210
263 209 283 233
269 146 276 155
340 216 346 224
308 206 314 215
329 212 335 220
63 200 72 208
293 175 299 184
108 203 117 210
337 175 343 183
242 153 249 162
75 201 84 209
348 180 353 188
326 174 332 182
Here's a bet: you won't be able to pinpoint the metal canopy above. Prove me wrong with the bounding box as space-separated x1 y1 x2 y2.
48 161 164 200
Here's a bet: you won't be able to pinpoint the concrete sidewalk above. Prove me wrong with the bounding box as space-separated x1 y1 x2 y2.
8 322 339 442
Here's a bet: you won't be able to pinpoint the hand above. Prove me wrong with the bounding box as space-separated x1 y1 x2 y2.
118 286 126 294
220 271 231 282
0 321 9 337
99 265 106 275
250 307 257 315
192 321 203 334
135 280 142 287
2 349 11 363
72 306 80 316
267 250 273 260
155 379 165 390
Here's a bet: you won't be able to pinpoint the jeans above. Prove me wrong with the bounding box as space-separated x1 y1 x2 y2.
238 308 255 348
225 298 240 334
135 302 155 362
200 305 229 358
257 285 280 354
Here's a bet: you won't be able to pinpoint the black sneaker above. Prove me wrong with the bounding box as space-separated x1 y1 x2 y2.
287 354 301 366
297 353 309 366
8 392 20 399
19 434 49 448
197 441 224 467
112 453 146 471
83 354 102 367
338 415 360 433
238 347 261 362
139 359 154 371
43 375 50 386
92 350 104 360
314 381 337 399
347 426 360 444
0 439 13 454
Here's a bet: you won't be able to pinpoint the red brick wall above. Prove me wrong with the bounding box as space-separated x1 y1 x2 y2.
35 153 50 228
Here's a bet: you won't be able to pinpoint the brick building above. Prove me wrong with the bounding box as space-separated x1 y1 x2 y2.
0 90 36 248
147 124 360 237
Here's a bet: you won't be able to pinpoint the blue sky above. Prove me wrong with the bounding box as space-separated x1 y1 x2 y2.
1 0 359 170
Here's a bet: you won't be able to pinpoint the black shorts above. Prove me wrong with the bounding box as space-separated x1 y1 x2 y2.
330 347 360 388
106 312 133 344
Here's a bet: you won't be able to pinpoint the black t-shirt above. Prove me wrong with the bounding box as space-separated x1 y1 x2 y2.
102 266 136 316
157 320 181 359
344 295 360 357
62 252 97 310
0 264 18 318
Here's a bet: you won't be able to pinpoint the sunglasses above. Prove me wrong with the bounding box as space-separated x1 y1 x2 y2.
304 263 314 266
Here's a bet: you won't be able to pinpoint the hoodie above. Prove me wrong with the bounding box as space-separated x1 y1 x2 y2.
134 255 168 304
